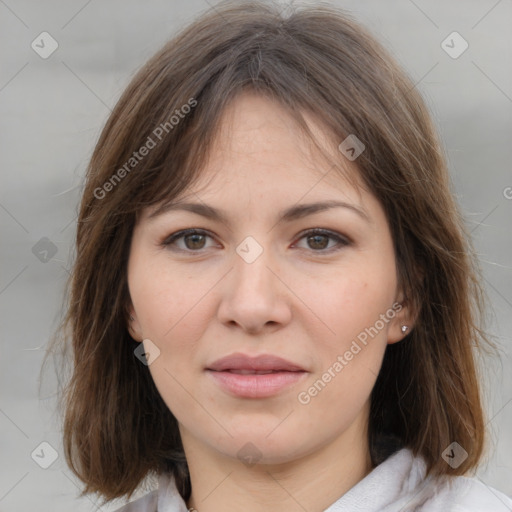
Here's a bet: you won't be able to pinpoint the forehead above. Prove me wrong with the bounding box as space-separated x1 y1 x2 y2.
185 93 364 196
142 91 374 221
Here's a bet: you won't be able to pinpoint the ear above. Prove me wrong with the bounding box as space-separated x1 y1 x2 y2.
126 303 143 342
386 291 419 345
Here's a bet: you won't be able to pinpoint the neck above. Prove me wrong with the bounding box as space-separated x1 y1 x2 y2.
182 414 372 512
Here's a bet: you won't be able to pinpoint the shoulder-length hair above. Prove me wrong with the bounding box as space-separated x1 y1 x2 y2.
46 0 493 504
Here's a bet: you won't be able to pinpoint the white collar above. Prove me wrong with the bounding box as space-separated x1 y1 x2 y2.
153 448 512 512
156 448 422 511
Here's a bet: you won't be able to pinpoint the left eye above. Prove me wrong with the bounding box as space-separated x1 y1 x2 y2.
294 229 350 252
162 228 350 253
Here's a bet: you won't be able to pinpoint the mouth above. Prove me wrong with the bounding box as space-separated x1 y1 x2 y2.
206 353 308 398
207 353 306 372
220 369 296 375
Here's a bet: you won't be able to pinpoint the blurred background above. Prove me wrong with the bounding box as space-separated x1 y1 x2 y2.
1 0 511 510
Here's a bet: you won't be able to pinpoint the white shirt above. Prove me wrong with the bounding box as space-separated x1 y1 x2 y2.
113 448 512 511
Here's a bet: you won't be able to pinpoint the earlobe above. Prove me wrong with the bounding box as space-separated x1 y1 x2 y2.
387 296 417 344
387 324 411 345
387 322 413 345
126 307 143 342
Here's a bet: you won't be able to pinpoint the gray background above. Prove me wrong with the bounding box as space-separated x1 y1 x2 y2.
1 0 511 510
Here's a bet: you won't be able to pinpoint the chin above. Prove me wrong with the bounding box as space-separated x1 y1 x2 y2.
207 428 309 466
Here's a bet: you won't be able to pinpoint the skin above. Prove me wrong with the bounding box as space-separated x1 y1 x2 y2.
127 91 415 512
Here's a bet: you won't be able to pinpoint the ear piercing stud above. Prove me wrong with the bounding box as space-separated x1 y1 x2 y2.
401 325 409 333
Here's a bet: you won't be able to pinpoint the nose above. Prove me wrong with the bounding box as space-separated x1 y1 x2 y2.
216 240 292 335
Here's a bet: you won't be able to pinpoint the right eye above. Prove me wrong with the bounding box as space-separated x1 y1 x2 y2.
161 228 218 252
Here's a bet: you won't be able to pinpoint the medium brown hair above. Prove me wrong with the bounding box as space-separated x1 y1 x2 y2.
45 0 494 504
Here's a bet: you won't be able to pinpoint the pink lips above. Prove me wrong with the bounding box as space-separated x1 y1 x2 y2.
206 353 308 398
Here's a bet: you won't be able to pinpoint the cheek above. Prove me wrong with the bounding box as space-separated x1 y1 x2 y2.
129 256 210 343
305 269 395 348
129 259 211 417
298 267 395 407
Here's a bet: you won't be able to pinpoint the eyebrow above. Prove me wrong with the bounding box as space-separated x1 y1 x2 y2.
148 199 370 225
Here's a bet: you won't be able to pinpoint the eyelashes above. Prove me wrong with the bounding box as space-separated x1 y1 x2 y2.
161 228 351 255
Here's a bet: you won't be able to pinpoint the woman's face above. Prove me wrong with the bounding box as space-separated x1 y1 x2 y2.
127 91 411 465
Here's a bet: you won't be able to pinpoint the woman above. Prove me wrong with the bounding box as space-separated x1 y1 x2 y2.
48 1 512 510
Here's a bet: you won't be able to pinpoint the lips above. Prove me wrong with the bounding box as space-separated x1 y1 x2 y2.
206 353 307 398
225 369 286 375
207 353 306 373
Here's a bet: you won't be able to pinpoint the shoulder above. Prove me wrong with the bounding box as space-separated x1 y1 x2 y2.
423 475 512 512
113 489 158 512
374 449 512 512
111 472 188 512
